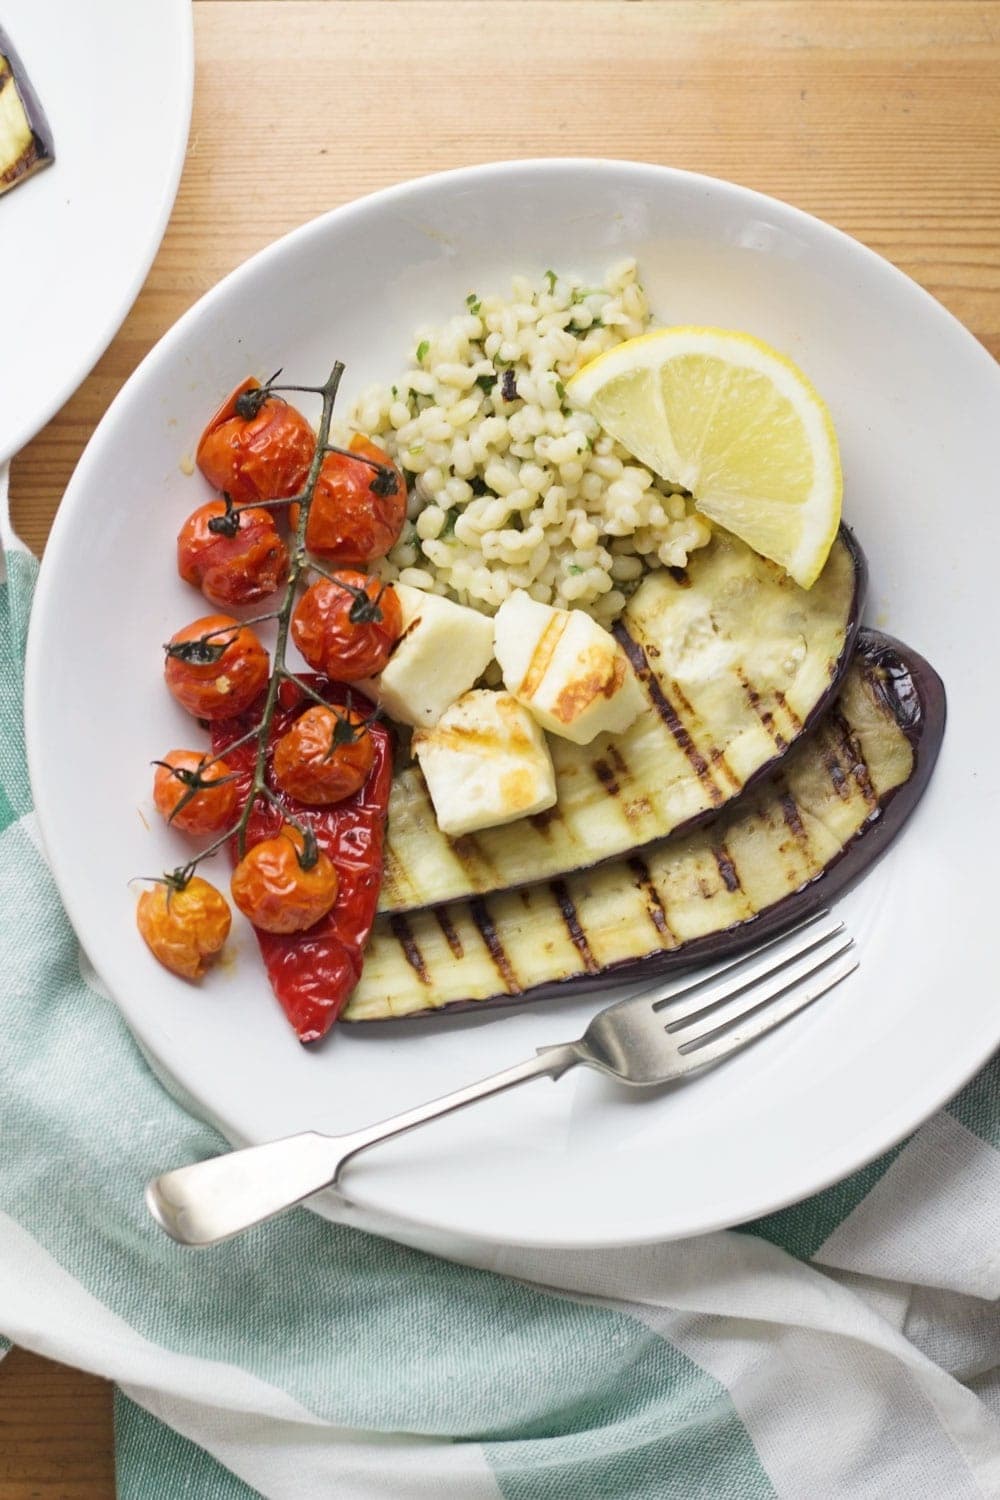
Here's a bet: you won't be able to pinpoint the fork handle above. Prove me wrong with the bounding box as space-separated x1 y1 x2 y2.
146 1041 584 1247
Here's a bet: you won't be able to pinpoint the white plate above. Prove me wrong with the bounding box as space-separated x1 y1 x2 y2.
24 161 1000 1251
0 0 192 464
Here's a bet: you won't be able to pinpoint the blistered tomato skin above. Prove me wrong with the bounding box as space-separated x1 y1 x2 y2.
230 825 340 934
136 878 232 981
152 749 238 835
291 573 402 681
272 705 376 805
212 676 394 1042
289 435 406 567
164 614 270 720
178 500 290 608
196 377 316 508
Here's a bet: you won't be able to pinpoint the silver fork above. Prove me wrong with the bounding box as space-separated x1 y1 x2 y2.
147 910 855 1246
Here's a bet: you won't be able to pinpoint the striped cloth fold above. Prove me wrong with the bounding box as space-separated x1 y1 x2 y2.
2 465 999 1499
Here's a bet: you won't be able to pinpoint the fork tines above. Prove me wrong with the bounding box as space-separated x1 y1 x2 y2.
653 911 857 1061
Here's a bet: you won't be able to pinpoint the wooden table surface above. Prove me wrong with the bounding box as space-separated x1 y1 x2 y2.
3 2 998 1493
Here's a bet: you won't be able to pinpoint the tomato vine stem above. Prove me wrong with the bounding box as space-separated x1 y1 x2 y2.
234 362 346 855
303 559 389 622
280 670 337 711
165 361 353 885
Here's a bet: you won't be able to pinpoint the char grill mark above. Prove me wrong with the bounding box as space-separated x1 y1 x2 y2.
388 915 431 985
614 621 725 807
470 899 522 993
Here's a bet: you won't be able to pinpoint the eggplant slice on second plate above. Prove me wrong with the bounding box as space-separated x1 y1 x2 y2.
379 525 866 913
0 27 54 198
347 630 944 1020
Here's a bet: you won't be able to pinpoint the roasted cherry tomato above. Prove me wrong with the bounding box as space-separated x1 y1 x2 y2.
152 749 239 835
291 572 401 681
290 434 406 566
136 877 232 981
164 614 270 721
230 825 339 934
196 377 316 507
272 704 375 805
212 674 394 1042
177 499 290 608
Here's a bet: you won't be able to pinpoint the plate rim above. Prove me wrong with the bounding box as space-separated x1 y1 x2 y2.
24 157 1000 1248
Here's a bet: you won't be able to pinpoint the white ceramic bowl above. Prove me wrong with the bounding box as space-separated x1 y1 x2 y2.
24 160 1000 1252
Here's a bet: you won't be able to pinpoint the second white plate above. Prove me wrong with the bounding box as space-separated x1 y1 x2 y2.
1 0 193 463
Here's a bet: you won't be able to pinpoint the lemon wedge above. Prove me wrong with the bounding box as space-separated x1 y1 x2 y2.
567 327 842 589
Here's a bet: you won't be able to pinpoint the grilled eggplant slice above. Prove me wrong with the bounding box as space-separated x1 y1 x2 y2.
346 630 943 1020
379 526 864 913
0 28 54 198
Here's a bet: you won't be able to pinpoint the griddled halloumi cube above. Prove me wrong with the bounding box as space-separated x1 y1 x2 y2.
412 689 557 837
494 590 646 745
357 585 495 728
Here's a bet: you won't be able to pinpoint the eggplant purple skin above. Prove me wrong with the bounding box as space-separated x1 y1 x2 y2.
0 25 56 189
349 624 944 1024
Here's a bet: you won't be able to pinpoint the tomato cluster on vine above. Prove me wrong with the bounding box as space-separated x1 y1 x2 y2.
137 371 407 983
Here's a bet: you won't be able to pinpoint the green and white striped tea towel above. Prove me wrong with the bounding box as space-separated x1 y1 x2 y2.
2 464 1000 1499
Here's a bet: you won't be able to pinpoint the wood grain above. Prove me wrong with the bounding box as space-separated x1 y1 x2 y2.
0 1349 114 1498
10 0 1000 555
4 2 998 1494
